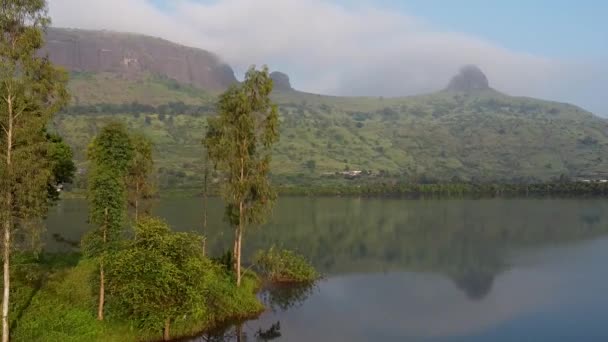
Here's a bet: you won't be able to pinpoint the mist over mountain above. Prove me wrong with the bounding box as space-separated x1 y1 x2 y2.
45 28 608 188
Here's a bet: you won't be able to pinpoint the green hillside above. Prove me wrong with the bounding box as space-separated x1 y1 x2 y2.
54 72 608 190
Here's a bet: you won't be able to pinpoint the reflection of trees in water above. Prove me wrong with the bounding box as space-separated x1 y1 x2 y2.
195 321 282 342
235 198 608 300
260 282 318 312
450 271 495 300
255 321 281 341
194 282 315 342
51 233 79 248
196 322 247 342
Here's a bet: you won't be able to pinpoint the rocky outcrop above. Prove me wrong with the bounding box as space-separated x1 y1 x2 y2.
446 65 490 92
270 71 293 91
43 28 237 91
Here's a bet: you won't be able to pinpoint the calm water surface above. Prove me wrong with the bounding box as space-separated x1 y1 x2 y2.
46 197 608 341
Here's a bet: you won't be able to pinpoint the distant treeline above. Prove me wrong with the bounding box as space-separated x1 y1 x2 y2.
61 101 214 116
277 181 608 197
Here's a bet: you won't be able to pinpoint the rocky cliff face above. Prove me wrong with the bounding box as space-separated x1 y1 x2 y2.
43 28 237 91
270 71 293 91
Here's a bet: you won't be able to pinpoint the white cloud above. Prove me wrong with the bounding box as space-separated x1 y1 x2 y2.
48 0 607 116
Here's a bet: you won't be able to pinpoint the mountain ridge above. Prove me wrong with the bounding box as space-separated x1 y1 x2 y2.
44 27 237 92
43 28 608 188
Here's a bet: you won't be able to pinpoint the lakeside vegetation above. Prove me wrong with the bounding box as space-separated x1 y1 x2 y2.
276 179 608 197
0 4 315 340
255 247 319 283
1 2 607 342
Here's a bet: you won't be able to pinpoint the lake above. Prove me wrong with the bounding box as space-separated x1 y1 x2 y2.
46 197 608 341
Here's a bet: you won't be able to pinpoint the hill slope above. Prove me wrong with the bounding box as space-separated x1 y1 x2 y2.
45 30 608 189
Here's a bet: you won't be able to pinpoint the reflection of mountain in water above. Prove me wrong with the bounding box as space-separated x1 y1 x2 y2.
225 198 608 300
450 271 495 300
46 198 608 302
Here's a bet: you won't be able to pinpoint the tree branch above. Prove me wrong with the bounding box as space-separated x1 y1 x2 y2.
13 107 25 120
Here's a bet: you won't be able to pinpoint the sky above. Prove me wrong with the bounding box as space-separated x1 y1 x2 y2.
47 0 608 116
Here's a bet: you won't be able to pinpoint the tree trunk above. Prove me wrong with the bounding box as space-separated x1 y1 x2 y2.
163 318 170 341
134 182 140 223
2 218 10 342
2 94 14 342
236 227 242 287
97 208 108 321
202 162 208 231
233 225 239 285
202 165 208 256
235 200 244 287
134 198 139 223
235 323 243 342
97 265 105 320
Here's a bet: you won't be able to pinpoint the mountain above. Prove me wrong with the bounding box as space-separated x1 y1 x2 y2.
44 28 237 92
45 29 608 189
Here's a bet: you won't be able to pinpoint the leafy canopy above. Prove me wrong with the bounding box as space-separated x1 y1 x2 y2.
0 0 69 251
204 65 279 227
105 217 208 334
82 122 134 257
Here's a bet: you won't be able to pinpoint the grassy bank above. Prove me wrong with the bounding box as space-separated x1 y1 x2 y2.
9 253 263 342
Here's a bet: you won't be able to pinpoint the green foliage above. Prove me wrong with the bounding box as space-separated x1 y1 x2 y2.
0 0 70 243
53 82 608 191
87 122 134 174
0 3 70 339
46 132 76 201
277 180 608 197
204 65 280 285
47 133 76 185
204 65 280 227
84 122 134 257
126 132 156 220
254 246 318 283
105 217 207 336
9 251 263 341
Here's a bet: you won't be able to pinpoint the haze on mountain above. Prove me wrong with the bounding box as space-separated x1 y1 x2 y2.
43 27 608 188
47 0 608 118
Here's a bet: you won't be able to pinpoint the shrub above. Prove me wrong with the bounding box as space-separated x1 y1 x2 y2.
254 247 318 283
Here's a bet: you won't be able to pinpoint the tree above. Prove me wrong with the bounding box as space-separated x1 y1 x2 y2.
126 132 155 222
83 122 133 321
46 132 76 201
0 1 69 340
204 66 279 286
105 217 208 341
201 151 210 255
305 159 316 173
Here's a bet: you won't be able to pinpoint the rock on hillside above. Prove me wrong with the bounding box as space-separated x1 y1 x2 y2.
43 28 237 91
446 65 491 92
270 71 293 91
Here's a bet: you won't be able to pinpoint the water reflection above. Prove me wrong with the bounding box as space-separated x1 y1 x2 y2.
450 271 495 300
45 197 608 341
197 321 281 342
260 282 318 312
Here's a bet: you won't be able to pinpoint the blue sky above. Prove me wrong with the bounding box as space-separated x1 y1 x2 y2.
51 0 608 116
149 0 608 59
381 0 608 58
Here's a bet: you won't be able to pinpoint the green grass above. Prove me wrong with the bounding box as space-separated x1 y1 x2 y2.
10 254 263 342
56 73 608 190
